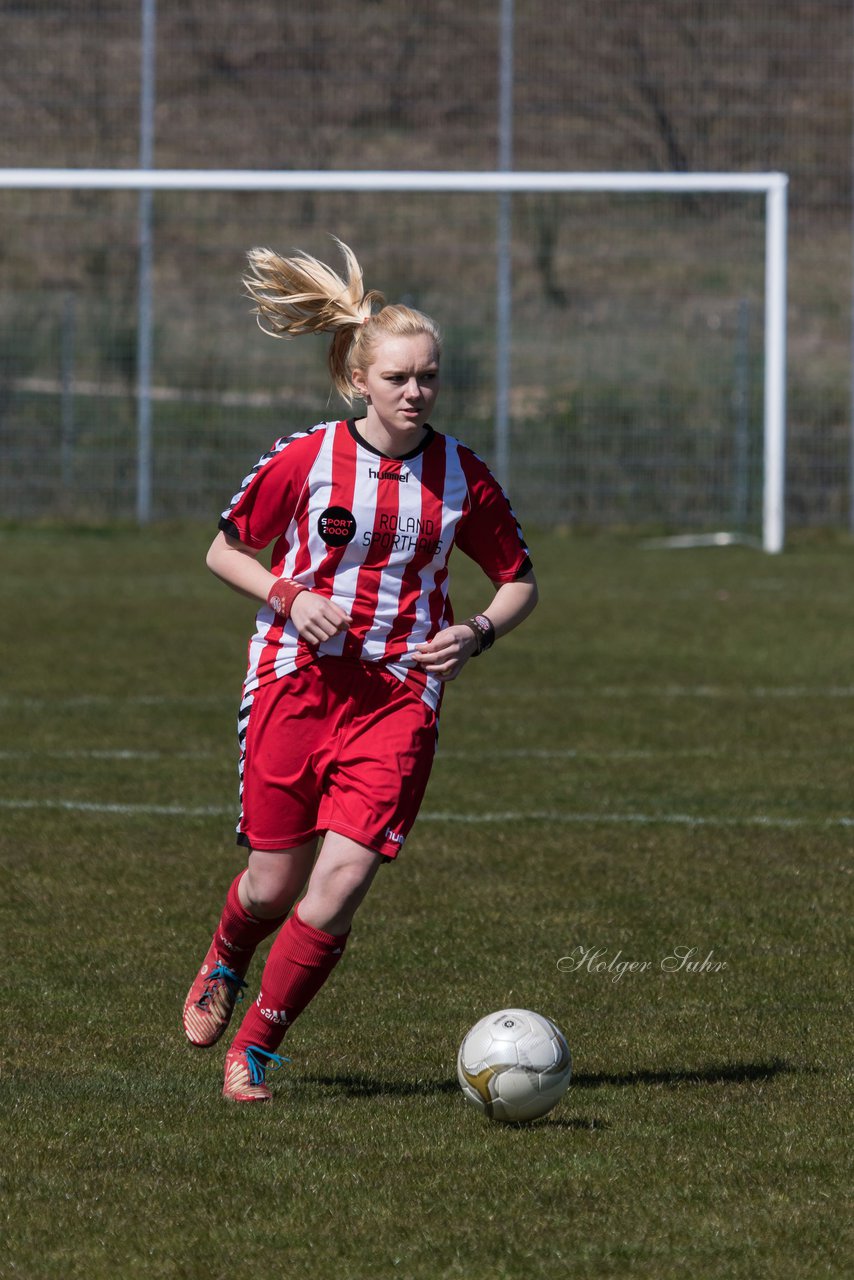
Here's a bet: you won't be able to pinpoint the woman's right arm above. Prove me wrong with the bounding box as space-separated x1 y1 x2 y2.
206 530 278 603
206 530 352 642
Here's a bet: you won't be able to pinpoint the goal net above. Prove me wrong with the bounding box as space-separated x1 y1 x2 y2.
0 169 787 550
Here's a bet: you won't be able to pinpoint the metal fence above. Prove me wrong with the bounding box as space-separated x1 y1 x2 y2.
0 1 851 533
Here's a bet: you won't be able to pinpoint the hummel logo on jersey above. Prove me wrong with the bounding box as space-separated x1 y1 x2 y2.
385 827 405 846
369 466 409 483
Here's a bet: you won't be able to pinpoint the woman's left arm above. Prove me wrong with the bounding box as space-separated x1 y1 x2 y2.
412 569 538 682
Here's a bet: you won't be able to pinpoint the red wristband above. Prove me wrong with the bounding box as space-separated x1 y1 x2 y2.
266 578 308 621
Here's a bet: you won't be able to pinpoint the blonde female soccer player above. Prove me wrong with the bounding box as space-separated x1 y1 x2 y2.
183 239 538 1102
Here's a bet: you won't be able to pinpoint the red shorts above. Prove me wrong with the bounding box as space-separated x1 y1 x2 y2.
237 657 438 859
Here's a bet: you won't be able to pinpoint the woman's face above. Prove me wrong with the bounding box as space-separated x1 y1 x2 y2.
352 332 441 440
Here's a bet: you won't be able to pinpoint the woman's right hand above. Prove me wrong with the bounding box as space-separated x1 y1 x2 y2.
289 592 353 645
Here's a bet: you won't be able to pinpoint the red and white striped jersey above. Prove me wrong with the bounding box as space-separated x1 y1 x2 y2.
220 419 531 711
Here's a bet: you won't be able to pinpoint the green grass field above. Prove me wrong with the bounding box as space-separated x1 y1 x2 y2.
1 523 851 1279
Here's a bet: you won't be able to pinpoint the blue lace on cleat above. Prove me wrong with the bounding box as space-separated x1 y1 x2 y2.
183 942 248 1048
223 1045 290 1103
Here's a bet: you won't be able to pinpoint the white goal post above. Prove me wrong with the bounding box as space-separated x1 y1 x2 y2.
0 168 788 551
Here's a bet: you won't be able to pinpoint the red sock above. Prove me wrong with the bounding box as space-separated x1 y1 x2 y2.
230 906 349 1055
213 873 287 976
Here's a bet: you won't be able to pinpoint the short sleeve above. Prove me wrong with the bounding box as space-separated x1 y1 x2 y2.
219 427 326 550
453 446 532 582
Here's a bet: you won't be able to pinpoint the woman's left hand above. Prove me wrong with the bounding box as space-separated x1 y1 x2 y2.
412 625 479 681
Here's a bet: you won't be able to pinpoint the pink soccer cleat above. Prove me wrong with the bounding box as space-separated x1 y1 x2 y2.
222 1045 286 1103
182 940 248 1048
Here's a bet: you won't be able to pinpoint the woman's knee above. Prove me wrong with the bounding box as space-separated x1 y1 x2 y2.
241 844 315 917
299 835 383 931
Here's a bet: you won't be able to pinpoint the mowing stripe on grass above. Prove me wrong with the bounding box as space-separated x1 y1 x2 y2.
1 796 852 829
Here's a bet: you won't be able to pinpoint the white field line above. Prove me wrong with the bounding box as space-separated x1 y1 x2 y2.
0 749 220 761
1 797 852 829
0 695 230 709
3 686 854 710
0 798 227 818
476 685 854 700
421 811 854 829
0 745 847 763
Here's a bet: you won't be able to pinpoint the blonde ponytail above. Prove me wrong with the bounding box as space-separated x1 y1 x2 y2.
243 237 441 403
243 238 384 399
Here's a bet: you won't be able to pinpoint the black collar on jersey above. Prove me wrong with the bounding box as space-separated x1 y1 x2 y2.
347 418 435 461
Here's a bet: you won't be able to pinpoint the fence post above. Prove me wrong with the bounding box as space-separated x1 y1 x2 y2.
136 0 156 523
60 292 76 501
495 0 514 488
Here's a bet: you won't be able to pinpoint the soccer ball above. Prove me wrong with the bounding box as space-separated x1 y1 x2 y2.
457 1008 572 1123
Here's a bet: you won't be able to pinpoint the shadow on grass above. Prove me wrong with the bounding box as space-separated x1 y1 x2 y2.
299 1057 798 1101
572 1057 798 1089
298 1073 459 1098
526 1115 610 1130
297 1073 609 1130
